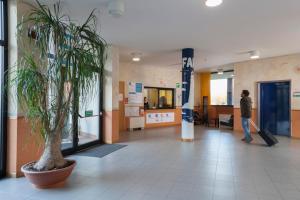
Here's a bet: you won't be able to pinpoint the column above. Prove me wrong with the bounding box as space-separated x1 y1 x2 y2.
103 45 120 144
181 48 194 141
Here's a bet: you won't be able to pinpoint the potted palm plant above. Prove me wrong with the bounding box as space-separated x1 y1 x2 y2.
11 1 106 188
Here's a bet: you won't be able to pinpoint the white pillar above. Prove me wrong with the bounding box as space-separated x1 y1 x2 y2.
181 48 194 141
103 46 120 144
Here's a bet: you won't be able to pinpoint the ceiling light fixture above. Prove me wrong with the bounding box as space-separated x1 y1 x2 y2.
131 53 142 62
132 57 140 62
250 50 260 59
205 0 223 7
108 0 125 17
217 69 223 75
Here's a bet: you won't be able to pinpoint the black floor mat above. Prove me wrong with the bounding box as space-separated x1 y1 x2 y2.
76 144 127 158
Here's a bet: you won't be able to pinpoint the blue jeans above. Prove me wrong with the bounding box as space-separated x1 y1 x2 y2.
241 118 251 140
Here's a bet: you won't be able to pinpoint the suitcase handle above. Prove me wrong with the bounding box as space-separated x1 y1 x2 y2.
249 119 261 132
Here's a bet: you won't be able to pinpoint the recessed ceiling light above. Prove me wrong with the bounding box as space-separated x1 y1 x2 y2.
205 0 223 7
250 50 260 59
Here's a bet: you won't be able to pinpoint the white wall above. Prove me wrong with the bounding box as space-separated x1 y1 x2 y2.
8 1 34 117
234 53 300 109
104 46 119 111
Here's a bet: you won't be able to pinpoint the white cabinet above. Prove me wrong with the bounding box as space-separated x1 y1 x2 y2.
129 117 145 130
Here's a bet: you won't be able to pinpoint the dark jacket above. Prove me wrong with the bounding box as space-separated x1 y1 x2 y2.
240 97 252 118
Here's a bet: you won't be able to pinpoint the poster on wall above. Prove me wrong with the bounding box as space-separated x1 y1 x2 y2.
146 112 175 124
125 106 140 117
119 93 123 101
127 82 143 104
136 83 143 93
128 82 136 93
128 92 143 104
176 83 182 107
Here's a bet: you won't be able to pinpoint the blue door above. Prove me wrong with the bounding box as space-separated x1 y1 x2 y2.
260 82 290 136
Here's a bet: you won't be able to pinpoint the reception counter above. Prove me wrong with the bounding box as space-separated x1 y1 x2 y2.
144 108 181 128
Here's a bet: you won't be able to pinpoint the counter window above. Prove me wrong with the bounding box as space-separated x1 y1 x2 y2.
144 87 175 109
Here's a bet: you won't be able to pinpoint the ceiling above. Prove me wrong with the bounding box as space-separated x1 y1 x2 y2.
38 0 300 71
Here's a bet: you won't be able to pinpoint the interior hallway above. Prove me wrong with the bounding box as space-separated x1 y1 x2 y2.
0 126 300 200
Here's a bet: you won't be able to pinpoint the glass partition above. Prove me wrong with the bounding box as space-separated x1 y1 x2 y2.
78 77 100 145
144 88 158 109
159 89 173 108
144 87 175 109
61 74 102 154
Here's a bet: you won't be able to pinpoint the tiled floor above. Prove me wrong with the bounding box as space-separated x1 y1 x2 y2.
1 126 300 200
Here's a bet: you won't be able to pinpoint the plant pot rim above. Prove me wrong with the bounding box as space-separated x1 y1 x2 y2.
21 159 76 174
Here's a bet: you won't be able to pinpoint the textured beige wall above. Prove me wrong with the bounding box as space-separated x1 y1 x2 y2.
234 53 300 109
119 63 183 106
119 63 201 107
120 63 181 88
194 72 201 107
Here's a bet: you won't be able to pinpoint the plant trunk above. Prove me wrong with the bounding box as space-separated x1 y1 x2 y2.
34 131 66 171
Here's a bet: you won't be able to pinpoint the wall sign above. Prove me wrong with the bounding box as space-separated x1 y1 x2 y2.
293 92 300 98
85 110 93 117
146 112 175 124
119 93 123 101
127 82 143 104
125 106 140 117
136 83 143 93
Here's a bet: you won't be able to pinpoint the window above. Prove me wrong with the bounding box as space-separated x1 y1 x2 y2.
210 71 234 105
211 79 228 105
144 87 175 109
0 0 7 178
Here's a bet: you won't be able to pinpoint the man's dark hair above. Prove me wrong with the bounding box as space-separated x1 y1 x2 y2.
242 90 250 97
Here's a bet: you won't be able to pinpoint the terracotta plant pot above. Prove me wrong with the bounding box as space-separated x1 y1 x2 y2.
21 159 76 189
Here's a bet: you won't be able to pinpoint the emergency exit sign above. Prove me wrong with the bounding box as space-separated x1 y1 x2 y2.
85 110 93 117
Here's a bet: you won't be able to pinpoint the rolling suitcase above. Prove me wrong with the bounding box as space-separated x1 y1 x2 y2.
250 120 278 147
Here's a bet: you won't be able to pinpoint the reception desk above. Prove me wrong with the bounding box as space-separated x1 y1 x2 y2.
144 108 181 128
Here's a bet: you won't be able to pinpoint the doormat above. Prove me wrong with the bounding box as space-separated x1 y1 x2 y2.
76 144 127 158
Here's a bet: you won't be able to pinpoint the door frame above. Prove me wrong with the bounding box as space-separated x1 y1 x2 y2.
257 80 292 137
0 0 8 178
62 75 104 156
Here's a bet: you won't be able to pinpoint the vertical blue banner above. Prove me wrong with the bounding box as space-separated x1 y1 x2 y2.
182 48 194 140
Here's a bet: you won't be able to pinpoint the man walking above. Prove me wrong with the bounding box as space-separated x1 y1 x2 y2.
240 90 253 143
